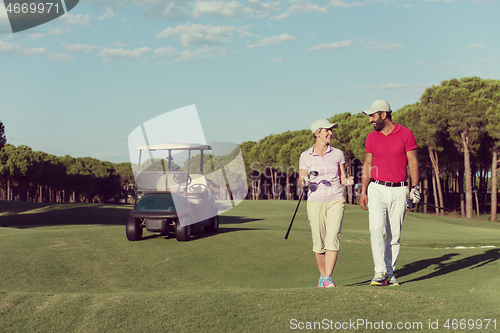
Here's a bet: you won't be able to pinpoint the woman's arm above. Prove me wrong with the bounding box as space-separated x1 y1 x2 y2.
339 163 354 186
298 169 308 188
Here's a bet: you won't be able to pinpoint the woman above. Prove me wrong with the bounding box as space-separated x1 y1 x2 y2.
298 118 354 288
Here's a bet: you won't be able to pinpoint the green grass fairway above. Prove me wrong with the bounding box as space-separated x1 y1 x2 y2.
1 200 500 332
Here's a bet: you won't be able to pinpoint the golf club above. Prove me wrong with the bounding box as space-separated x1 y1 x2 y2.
407 199 453 212
284 171 318 239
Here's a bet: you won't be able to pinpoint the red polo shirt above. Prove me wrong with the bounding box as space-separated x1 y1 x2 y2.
365 123 417 183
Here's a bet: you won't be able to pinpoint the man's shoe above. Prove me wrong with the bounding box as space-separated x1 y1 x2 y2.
323 276 336 288
370 273 388 286
388 276 400 286
318 275 325 288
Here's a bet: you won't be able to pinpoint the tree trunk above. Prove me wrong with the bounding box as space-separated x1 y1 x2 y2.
285 174 291 200
428 146 445 216
251 179 256 200
475 190 480 217
491 146 498 221
458 167 465 218
347 160 353 204
432 171 439 215
423 173 429 214
272 169 279 200
484 170 488 211
252 177 260 200
461 130 473 219
481 169 486 213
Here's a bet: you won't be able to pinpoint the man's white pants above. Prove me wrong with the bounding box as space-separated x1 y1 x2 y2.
367 183 408 277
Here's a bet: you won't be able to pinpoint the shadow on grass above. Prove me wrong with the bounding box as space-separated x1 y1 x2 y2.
347 249 500 286
136 215 264 241
399 249 500 284
0 203 131 228
0 202 263 232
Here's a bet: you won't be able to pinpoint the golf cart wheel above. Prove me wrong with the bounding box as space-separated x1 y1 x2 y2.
126 217 143 241
175 219 191 242
205 215 219 233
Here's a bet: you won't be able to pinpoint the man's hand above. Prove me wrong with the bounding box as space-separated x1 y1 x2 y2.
359 193 368 210
302 176 310 187
409 188 421 204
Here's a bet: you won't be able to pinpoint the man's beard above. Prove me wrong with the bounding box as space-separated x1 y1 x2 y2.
373 118 385 132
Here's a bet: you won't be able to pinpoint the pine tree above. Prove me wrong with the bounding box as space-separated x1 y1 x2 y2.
0 121 6 149
420 77 490 218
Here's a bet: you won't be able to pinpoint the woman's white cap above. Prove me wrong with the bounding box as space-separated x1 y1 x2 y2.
310 118 338 133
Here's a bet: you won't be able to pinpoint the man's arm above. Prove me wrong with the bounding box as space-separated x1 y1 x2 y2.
359 152 373 210
407 149 419 187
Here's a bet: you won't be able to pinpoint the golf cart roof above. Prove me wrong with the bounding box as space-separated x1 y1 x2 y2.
136 143 212 151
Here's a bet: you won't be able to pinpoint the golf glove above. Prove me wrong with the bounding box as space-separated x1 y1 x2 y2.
409 188 421 204
302 176 310 187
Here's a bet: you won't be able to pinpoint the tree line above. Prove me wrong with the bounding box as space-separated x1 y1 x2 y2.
0 144 134 204
2 76 500 220
239 77 500 221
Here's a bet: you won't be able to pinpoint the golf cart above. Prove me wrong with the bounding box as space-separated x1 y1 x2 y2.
126 143 219 242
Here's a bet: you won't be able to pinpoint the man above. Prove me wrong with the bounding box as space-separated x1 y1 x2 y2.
358 99 420 286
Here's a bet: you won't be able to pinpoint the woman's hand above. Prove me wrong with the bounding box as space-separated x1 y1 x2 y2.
341 176 354 186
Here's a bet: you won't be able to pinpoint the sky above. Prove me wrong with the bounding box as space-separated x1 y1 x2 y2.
1 0 500 163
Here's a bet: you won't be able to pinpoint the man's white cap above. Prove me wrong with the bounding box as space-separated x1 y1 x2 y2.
310 118 338 133
362 99 392 116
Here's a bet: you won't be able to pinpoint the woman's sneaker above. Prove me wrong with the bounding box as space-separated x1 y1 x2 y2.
323 276 336 288
370 273 388 286
318 275 325 288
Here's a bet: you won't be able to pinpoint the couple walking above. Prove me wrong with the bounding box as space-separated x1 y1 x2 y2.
298 99 420 287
